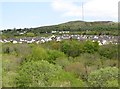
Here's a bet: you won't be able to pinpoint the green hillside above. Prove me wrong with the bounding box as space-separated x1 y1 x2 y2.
33 20 117 32
1 20 118 38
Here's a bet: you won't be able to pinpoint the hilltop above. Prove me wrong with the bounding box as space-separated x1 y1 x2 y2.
33 20 117 32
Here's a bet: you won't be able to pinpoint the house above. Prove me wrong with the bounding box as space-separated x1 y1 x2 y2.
40 39 45 43
56 36 62 42
52 31 57 34
62 34 71 39
94 35 99 39
59 31 69 34
0 34 118 45
0 39 4 43
102 40 107 45
13 40 18 44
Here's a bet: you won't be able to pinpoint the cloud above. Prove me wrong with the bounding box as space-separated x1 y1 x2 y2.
84 0 118 18
51 0 119 21
51 0 83 17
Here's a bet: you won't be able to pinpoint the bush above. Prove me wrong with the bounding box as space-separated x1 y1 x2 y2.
48 71 85 87
47 50 66 63
29 46 48 61
64 62 89 80
55 57 70 68
98 44 117 59
83 40 99 53
88 67 118 87
60 40 99 57
16 60 62 87
3 47 10 54
16 60 85 87
2 71 17 87
60 40 83 57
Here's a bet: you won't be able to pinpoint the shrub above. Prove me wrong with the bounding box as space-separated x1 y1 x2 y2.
16 60 62 87
83 40 99 53
88 67 118 87
16 60 85 87
47 50 66 63
98 44 117 59
60 40 83 57
29 46 48 61
48 71 85 87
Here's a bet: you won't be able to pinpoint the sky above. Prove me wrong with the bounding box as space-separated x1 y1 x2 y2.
0 0 119 30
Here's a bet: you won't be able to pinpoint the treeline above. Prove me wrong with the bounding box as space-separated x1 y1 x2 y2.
1 21 118 38
2 40 118 87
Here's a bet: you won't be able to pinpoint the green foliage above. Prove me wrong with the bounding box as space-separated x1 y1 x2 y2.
48 71 85 87
47 50 66 63
88 67 118 87
2 43 32 57
83 40 99 53
55 57 70 68
60 40 83 57
51 41 61 50
2 54 20 87
74 53 101 66
105 79 118 87
26 32 35 37
16 60 85 87
98 44 118 59
2 71 17 87
60 40 99 57
29 46 48 61
16 60 62 87
2 41 118 87
64 62 86 78
3 47 10 54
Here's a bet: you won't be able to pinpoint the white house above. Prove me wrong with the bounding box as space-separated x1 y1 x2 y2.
13 40 18 44
41 39 45 43
56 37 61 41
102 40 107 45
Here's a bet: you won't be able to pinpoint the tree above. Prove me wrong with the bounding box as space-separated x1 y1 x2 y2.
28 46 48 61
16 60 85 87
105 79 118 87
88 67 118 87
60 40 83 57
26 32 35 37
16 60 62 87
64 62 87 79
48 71 85 87
98 44 117 59
83 40 99 53
3 47 10 54
47 50 66 63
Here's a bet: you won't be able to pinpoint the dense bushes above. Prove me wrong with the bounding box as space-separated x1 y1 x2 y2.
16 60 62 87
83 40 99 53
2 40 118 87
88 67 118 87
30 46 48 61
60 40 99 57
60 40 82 57
48 71 85 87
98 44 118 59
47 50 66 63
16 60 85 87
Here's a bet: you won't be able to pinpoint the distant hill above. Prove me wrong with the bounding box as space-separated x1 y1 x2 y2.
1 20 118 38
29 20 117 35
58 20 116 29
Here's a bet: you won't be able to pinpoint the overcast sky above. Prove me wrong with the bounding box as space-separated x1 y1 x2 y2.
0 0 119 30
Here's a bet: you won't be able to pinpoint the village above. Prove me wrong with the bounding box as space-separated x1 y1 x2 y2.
0 34 118 45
